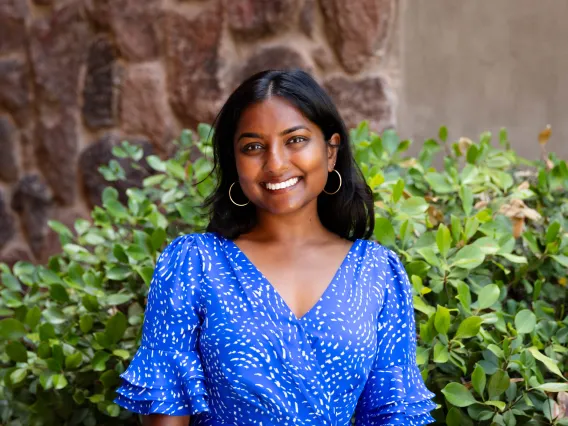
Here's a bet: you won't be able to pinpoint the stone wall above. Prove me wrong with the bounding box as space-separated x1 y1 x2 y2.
0 0 400 264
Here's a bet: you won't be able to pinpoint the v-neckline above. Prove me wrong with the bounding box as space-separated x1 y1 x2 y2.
224 237 360 322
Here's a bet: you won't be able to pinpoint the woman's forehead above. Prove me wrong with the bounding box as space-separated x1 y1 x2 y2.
237 98 311 132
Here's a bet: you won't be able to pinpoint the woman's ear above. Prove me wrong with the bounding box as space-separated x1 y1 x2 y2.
327 133 340 172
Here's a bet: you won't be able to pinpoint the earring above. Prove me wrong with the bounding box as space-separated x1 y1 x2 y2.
229 182 250 207
323 169 342 195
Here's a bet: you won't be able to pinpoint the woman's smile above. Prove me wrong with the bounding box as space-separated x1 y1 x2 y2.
262 176 302 192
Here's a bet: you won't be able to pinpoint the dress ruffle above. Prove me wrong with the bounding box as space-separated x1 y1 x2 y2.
356 364 436 425
114 345 209 416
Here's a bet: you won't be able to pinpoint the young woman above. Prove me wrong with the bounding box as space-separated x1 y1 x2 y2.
114 70 436 425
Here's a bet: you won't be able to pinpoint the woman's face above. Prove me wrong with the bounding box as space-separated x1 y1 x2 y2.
234 97 339 216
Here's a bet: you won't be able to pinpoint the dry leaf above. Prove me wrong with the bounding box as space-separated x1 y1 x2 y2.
557 392 568 418
538 124 552 145
474 200 489 209
517 181 530 191
512 217 525 239
457 137 473 155
428 206 444 227
499 199 542 221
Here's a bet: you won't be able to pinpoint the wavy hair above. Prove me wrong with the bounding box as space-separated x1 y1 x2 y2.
205 69 374 241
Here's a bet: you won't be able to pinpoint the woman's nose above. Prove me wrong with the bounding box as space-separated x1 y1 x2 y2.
264 144 288 174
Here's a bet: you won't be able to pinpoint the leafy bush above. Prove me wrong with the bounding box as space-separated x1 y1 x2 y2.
0 123 567 425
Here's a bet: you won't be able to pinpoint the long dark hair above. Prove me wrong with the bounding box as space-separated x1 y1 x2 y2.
205 69 374 241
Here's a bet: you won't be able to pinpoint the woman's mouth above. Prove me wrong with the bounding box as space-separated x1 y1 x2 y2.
262 177 301 192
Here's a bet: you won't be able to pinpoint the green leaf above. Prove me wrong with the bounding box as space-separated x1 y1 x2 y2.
105 312 127 344
416 247 441 268
65 352 83 369
457 282 471 311
455 316 483 339
451 245 485 270
92 351 111 371
442 382 478 407
0 318 27 340
106 266 132 281
146 155 166 172
527 347 564 378
39 323 56 341
472 237 500 255
472 364 486 397
439 126 448 142
425 172 454 194
80 315 94 333
100 370 120 389
25 306 42 330
106 293 133 306
151 228 167 251
484 400 506 411
433 341 449 363
392 179 404 203
400 197 429 217
436 224 451 258
488 370 510 400
52 374 68 390
137 266 154 286
43 307 67 325
514 309 536 334
1 273 22 291
435 305 451 335
374 218 396 247
459 186 473 215
49 283 69 303
6 341 28 362
106 403 121 417
551 255 568 268
534 383 568 392
10 368 28 384
113 349 130 360
477 284 500 310
499 253 527 264
382 129 400 154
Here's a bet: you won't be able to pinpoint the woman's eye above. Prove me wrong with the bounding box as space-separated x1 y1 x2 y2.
288 136 308 144
242 143 263 152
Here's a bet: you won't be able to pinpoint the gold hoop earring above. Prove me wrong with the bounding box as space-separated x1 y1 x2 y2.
323 169 342 195
229 182 250 207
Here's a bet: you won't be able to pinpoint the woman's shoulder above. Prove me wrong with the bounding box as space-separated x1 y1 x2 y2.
358 239 404 269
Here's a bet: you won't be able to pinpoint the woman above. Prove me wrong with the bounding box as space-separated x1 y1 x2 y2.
114 70 436 425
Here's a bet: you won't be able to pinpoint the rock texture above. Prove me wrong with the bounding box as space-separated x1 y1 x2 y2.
0 117 19 182
0 0 398 262
320 0 395 73
324 76 394 131
0 190 16 250
163 4 224 127
121 64 172 152
228 0 301 39
11 175 53 259
82 36 119 129
79 135 154 208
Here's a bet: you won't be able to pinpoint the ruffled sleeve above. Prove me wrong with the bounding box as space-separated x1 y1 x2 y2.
114 234 210 416
356 248 436 425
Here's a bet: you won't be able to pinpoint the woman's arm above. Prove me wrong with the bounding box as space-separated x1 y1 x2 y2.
143 415 190 426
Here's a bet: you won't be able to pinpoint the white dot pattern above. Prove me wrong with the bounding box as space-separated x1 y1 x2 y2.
115 233 436 425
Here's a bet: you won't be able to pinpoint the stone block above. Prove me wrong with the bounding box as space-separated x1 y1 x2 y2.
82 36 119 129
320 0 395 73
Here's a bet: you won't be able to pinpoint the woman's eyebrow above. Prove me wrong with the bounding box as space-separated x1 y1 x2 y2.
237 132 264 141
279 125 310 136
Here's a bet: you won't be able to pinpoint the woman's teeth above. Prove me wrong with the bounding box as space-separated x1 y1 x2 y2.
265 177 299 191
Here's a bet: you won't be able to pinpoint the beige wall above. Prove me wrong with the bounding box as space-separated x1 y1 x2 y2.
399 0 568 160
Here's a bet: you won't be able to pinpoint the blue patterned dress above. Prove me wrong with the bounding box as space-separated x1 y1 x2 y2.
115 233 436 425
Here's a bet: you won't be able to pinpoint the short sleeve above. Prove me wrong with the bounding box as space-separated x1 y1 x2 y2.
114 234 210 416
355 248 436 425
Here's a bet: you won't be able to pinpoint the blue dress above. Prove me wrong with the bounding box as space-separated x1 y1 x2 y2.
115 233 436 425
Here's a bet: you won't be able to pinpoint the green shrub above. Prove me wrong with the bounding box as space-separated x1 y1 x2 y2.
0 123 567 425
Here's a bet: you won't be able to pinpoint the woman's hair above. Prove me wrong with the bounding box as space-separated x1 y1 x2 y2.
205 69 375 241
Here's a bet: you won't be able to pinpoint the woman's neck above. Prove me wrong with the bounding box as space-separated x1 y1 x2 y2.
245 202 332 245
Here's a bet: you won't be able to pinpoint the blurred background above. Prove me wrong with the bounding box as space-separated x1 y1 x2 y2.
0 0 566 265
